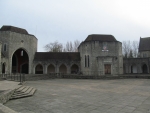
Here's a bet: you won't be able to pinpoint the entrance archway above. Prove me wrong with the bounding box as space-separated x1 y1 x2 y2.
142 64 148 74
47 64 55 73
131 65 137 73
71 64 79 74
12 49 29 74
35 64 43 74
2 63 5 73
59 64 67 73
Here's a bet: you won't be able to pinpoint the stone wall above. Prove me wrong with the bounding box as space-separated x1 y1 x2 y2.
123 58 150 74
33 60 81 74
78 41 123 75
0 31 37 74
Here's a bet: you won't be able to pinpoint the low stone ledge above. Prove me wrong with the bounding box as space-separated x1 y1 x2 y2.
0 89 15 104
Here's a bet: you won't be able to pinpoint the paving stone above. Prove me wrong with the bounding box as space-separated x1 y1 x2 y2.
3 79 150 113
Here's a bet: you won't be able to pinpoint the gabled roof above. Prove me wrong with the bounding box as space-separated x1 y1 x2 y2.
34 52 80 61
85 34 117 42
139 37 150 52
0 25 28 35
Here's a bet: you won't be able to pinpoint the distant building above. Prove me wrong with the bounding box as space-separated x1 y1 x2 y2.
0 25 149 75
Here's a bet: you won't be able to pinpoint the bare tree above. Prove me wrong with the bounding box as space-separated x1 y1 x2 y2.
122 40 139 58
132 41 139 58
44 41 63 52
64 40 80 52
122 41 131 58
65 41 73 52
73 40 80 52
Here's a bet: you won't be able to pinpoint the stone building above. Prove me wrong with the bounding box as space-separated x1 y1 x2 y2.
0 25 149 75
123 37 150 74
78 35 123 75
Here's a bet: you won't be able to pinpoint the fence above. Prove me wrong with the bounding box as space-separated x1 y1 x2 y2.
0 73 25 84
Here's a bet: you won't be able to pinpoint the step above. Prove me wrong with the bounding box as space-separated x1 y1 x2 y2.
10 88 36 99
13 87 34 96
10 86 37 100
15 86 25 92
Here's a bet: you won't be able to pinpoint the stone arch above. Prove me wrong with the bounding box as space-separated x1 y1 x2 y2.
71 64 79 74
47 64 55 73
59 64 67 73
142 64 148 74
11 48 29 74
131 64 137 74
2 63 6 74
35 64 43 74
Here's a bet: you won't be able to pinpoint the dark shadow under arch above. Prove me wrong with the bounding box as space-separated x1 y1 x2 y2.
142 64 148 74
35 64 43 74
47 64 55 73
59 64 67 73
12 48 29 74
71 64 79 74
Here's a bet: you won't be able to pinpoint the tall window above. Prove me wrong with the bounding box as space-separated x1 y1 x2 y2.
85 55 87 67
4 44 7 51
87 55 90 67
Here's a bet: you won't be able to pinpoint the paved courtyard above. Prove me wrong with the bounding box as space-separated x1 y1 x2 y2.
5 79 150 113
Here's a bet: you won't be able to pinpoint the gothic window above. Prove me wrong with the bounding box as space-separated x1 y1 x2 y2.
85 55 87 67
87 55 90 67
4 44 7 51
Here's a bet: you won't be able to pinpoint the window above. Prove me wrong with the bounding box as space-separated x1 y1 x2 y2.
85 55 87 67
3 44 7 51
87 55 90 67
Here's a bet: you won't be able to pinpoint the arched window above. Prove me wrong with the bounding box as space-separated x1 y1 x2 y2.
4 44 7 51
85 55 87 67
87 55 90 67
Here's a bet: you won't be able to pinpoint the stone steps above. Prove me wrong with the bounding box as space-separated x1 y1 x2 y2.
10 86 36 100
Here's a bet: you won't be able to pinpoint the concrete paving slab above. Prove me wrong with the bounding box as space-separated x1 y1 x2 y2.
4 79 150 113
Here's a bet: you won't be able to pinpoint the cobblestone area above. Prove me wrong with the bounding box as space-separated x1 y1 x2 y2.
5 79 150 113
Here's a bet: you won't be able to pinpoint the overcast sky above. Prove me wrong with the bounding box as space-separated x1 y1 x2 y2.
1 0 150 52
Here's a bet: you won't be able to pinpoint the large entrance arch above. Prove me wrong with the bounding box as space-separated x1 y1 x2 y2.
12 48 29 74
71 64 79 74
142 64 148 74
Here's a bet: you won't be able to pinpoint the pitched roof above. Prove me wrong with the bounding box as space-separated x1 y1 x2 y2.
139 37 150 52
84 34 117 42
34 52 80 61
0 25 28 35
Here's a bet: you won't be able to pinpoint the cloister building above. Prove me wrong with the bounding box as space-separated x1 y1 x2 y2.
0 25 149 75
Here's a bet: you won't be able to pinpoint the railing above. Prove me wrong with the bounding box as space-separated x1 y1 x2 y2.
0 73 25 84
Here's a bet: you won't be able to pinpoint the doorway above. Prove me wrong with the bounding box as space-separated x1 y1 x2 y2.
105 64 111 74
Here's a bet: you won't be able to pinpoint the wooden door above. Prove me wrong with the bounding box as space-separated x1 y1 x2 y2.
105 64 111 74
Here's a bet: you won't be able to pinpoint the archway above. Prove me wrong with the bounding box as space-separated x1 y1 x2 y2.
12 49 29 74
35 64 43 74
71 64 79 74
142 64 148 74
131 65 137 73
2 63 5 73
59 64 67 73
47 64 55 73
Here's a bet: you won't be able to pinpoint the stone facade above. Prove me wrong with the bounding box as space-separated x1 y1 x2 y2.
0 26 37 74
0 25 149 75
78 35 123 75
